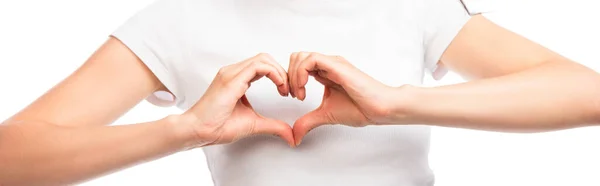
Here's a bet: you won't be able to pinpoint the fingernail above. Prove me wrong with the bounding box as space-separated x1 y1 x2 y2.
299 88 306 101
295 139 302 146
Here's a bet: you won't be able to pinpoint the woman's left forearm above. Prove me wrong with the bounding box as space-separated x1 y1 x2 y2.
393 60 600 132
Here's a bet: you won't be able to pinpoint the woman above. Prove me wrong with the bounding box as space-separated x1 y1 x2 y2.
1 0 599 185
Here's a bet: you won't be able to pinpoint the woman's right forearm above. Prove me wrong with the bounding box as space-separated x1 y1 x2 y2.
0 115 194 186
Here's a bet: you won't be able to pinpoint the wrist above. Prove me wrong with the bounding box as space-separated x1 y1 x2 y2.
159 114 203 150
387 84 424 124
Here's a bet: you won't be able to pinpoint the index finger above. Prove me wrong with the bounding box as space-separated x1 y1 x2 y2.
294 53 341 99
231 61 285 93
258 53 290 96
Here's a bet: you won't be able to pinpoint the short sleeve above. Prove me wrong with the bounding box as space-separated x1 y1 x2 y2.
423 0 494 80
111 0 188 107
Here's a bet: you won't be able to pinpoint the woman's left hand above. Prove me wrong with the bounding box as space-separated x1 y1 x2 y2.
288 52 406 145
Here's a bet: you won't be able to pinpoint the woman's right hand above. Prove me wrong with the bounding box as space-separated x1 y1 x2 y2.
177 53 295 148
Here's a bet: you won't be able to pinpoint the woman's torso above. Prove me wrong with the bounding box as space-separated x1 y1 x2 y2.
151 0 433 185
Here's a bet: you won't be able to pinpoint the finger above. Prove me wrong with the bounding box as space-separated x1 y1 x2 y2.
227 56 260 76
228 53 280 79
288 52 299 98
246 60 287 96
252 118 295 147
297 53 335 87
293 52 311 100
293 53 323 100
292 109 332 146
259 53 289 96
311 72 338 87
232 62 284 94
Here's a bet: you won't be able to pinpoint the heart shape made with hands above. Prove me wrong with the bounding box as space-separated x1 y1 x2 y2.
258 52 396 146
192 52 397 148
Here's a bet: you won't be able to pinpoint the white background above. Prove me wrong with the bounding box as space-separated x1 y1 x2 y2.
1 0 599 185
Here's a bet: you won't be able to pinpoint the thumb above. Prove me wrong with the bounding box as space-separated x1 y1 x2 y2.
252 117 295 147
293 109 332 146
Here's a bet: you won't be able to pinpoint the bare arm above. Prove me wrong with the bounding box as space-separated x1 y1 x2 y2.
0 37 293 185
0 117 190 185
7 37 163 127
396 15 600 131
285 15 600 141
0 37 193 185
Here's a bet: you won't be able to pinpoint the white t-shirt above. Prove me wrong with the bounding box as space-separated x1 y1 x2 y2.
112 0 484 185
